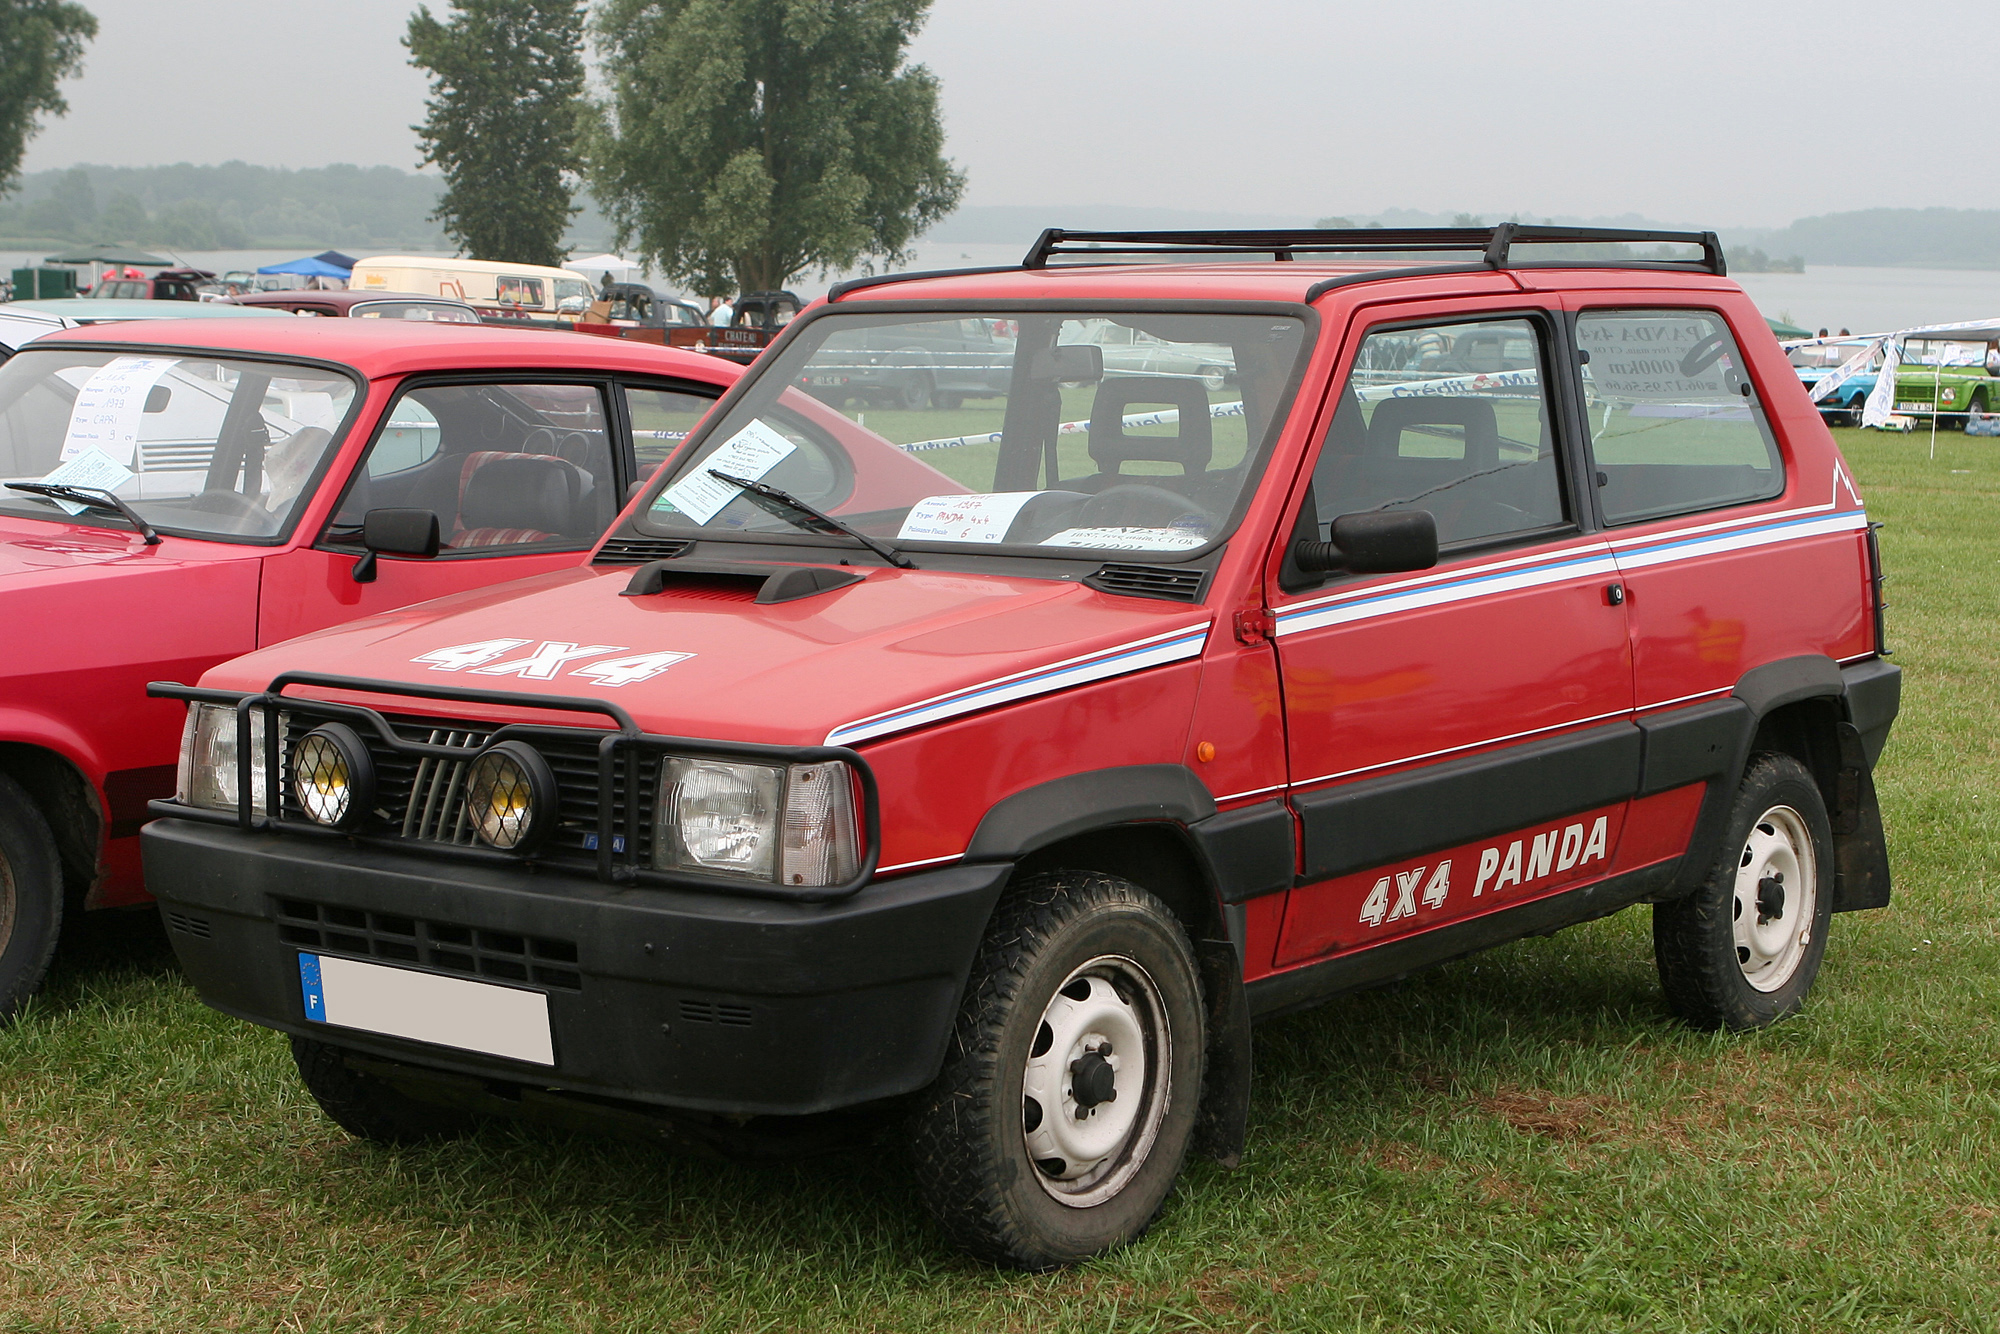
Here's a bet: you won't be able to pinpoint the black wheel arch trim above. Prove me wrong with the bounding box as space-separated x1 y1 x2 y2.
963 764 1218 862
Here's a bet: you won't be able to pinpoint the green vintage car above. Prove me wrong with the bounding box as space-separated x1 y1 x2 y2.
1885 335 2000 421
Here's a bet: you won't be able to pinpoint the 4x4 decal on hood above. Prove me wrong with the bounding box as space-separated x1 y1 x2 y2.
413 639 694 687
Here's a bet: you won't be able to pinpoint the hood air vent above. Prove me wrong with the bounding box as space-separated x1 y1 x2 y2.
594 536 694 566
1084 563 1210 603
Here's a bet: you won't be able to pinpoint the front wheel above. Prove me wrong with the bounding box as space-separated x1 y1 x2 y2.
1654 752 1835 1031
908 871 1205 1269
1197 365 1226 392
0 771 65 1025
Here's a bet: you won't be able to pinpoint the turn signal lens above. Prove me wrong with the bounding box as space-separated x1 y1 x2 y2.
289 723 373 830
464 741 555 851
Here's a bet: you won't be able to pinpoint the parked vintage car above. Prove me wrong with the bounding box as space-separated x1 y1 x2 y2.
0 299 291 361
1063 317 1237 390
802 314 1015 408
1881 334 2000 422
349 257 596 323
1789 339 1880 425
0 318 738 1018
225 290 482 323
86 269 214 302
143 225 1896 1269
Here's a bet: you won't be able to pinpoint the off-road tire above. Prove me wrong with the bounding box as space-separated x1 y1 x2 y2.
0 771 65 1025
908 871 1205 1269
897 374 934 411
292 1036 480 1145
1654 752 1835 1031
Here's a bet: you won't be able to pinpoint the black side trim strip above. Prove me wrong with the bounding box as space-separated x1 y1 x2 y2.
1188 800 1295 906
1247 861 1676 1019
1638 698 1749 796
1293 722 1642 884
965 765 1216 862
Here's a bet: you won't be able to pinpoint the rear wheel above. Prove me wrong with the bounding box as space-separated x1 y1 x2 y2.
896 374 934 411
908 871 1204 1269
0 771 64 1025
1197 365 1226 392
292 1036 480 1145
1654 753 1834 1031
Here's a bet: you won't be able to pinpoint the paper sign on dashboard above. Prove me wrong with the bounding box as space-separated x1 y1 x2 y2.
59 357 176 465
655 419 797 523
1040 526 1209 551
897 492 1043 544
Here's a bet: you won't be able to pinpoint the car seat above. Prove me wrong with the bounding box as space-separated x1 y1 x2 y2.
1079 377 1213 492
451 451 585 548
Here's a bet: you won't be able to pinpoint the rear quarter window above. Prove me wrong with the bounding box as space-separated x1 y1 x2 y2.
1577 309 1784 525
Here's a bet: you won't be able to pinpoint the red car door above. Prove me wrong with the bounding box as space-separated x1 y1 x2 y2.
1265 299 1638 973
258 378 715 644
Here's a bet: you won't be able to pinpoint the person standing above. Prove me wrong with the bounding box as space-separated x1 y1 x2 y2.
708 294 735 327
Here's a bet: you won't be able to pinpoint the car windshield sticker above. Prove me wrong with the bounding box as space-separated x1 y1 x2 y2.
33 446 137 515
1039 526 1209 551
896 492 1044 544
59 356 176 465
654 419 796 523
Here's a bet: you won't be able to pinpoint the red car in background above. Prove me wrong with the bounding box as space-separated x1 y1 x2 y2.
0 318 738 1016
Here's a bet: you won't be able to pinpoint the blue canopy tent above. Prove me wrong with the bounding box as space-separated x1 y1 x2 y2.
255 255 351 279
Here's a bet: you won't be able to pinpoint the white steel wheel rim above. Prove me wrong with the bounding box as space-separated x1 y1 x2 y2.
1732 803 1817 992
1020 953 1172 1209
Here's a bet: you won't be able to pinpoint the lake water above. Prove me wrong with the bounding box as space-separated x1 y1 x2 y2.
7 241 1996 339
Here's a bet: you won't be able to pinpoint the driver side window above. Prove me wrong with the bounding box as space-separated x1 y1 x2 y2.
1311 316 1567 548
332 381 616 553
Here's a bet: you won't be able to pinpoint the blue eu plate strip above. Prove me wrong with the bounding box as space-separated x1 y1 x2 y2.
298 952 326 1023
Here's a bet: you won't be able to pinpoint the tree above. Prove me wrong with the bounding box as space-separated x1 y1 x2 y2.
405 0 585 266
0 0 97 195
591 0 964 296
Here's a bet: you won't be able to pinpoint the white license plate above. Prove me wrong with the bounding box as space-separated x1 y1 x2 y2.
1897 402 1926 412
298 952 554 1065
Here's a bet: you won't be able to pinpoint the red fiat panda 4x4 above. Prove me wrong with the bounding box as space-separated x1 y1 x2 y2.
144 227 1898 1268
0 319 738 1017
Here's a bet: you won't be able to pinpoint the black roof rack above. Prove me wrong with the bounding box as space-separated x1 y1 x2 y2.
1023 223 1726 275
825 222 1725 301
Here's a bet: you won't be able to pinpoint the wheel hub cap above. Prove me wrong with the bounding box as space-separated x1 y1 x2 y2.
1732 805 1816 992
1021 954 1172 1208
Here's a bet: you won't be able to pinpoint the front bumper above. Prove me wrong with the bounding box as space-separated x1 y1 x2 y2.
144 818 1008 1116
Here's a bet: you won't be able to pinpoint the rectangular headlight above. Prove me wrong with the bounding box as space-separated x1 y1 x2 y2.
655 757 858 887
177 703 270 814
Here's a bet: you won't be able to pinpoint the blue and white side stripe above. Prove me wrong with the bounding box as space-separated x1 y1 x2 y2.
1275 505 1869 639
1609 507 1868 570
826 622 1211 746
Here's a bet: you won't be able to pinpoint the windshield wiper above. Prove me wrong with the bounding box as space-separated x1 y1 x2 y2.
705 469 914 568
5 482 161 544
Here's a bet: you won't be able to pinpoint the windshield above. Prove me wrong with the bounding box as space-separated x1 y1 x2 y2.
351 300 480 324
637 309 1306 558
1903 338 1991 367
0 348 356 541
1788 343 1870 369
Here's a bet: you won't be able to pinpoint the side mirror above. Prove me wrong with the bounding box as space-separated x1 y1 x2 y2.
1294 509 1438 575
351 508 441 583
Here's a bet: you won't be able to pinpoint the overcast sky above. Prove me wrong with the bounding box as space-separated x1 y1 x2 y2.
21 0 1999 229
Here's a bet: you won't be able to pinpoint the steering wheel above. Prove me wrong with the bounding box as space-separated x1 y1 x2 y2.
1075 483 1214 532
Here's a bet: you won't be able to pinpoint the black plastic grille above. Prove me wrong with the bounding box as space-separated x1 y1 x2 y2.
165 910 211 939
593 536 693 565
679 999 754 1027
279 712 661 867
1084 563 1210 603
275 898 582 991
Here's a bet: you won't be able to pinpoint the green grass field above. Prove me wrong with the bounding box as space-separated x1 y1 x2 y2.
4 427 1996 1332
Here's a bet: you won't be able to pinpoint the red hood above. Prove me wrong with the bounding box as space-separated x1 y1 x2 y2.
199 562 1214 748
